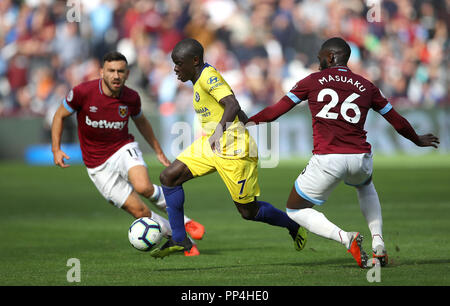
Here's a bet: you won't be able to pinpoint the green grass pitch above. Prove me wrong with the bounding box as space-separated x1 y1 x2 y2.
0 154 449 286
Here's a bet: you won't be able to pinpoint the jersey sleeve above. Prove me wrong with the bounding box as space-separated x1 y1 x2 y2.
248 97 296 124
63 86 83 113
370 85 392 115
285 76 311 105
248 76 312 124
200 69 234 102
131 94 142 119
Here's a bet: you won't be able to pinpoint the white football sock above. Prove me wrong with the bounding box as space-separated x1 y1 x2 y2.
149 184 166 209
149 211 172 238
287 208 349 247
356 182 384 249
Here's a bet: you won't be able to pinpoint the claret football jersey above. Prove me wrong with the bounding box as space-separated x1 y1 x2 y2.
63 79 142 168
284 66 392 154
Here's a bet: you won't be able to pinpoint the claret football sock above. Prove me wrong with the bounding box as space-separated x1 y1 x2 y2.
162 185 186 243
254 201 299 234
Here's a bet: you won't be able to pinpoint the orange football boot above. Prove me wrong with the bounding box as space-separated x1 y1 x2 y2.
184 244 200 256
185 220 205 240
347 232 368 268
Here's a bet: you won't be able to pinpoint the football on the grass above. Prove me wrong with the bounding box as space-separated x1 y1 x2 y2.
128 217 163 251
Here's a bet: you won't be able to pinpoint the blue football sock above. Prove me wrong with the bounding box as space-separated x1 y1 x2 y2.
254 201 299 234
161 185 186 243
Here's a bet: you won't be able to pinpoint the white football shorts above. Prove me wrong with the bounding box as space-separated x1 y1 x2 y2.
87 142 147 208
295 153 373 205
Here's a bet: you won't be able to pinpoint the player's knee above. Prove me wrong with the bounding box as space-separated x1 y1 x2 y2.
134 183 154 198
123 202 150 219
239 210 256 220
132 205 150 219
236 204 258 220
159 168 178 187
159 170 170 187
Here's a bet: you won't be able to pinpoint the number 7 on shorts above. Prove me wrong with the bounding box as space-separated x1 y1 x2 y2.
237 179 246 195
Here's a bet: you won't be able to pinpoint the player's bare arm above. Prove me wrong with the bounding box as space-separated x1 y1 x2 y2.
209 94 241 151
237 109 249 125
132 114 171 166
382 107 440 149
51 103 73 168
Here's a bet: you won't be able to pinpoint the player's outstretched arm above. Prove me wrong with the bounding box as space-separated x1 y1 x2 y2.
382 107 440 148
237 109 249 125
248 97 296 125
132 115 171 166
51 104 72 168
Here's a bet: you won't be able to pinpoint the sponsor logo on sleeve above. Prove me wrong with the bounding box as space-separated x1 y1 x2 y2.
207 76 219 84
67 89 74 102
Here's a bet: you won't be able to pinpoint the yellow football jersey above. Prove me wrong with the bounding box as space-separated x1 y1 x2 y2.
193 64 257 159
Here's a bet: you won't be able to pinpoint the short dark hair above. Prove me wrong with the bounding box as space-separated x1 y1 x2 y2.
102 51 128 66
172 38 204 62
320 37 351 64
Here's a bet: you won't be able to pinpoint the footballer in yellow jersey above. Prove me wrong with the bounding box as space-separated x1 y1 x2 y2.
189 63 257 159
150 38 306 258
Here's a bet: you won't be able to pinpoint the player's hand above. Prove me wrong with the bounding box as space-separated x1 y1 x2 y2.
416 133 440 148
237 110 249 125
53 149 70 168
157 152 171 167
208 132 222 153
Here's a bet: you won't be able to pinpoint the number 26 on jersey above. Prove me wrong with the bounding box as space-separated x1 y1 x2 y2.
316 88 361 124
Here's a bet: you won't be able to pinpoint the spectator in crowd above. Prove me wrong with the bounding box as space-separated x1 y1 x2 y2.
0 0 447 120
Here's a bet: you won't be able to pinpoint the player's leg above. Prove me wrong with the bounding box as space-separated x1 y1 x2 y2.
122 142 204 240
151 137 217 258
213 155 306 249
356 179 387 266
128 164 205 240
286 188 367 267
158 159 194 243
234 200 307 251
345 153 387 266
286 187 345 245
150 160 197 258
127 164 160 202
234 200 299 236
121 190 199 256
121 190 172 238
285 155 368 267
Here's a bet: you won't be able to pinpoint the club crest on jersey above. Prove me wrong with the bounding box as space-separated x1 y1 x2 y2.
118 105 128 118
195 92 200 102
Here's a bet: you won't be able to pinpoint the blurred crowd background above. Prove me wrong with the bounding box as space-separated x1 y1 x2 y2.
0 0 448 129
